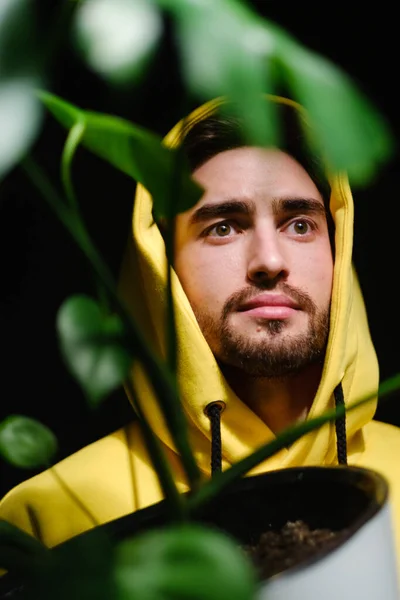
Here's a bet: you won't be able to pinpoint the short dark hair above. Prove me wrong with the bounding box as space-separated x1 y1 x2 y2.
179 102 335 248
181 103 331 204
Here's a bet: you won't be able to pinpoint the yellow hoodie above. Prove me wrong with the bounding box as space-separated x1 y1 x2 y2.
1 96 400 571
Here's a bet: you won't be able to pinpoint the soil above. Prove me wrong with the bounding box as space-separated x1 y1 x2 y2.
242 520 348 580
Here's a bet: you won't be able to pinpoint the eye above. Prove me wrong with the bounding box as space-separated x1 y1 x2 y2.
215 223 231 236
206 221 236 237
287 219 315 236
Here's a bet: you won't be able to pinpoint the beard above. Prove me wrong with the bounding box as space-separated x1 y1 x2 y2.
194 283 330 379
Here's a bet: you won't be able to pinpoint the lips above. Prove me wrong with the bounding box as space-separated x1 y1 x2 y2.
237 294 300 312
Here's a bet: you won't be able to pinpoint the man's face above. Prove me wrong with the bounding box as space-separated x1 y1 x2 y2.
174 147 334 378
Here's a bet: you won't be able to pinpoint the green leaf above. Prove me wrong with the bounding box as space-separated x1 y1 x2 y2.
161 0 393 185
57 294 133 406
29 528 114 600
273 29 394 186
0 520 49 573
0 78 43 181
73 0 162 85
38 90 203 218
0 0 43 180
161 0 279 147
0 416 57 469
114 524 256 600
0 0 37 77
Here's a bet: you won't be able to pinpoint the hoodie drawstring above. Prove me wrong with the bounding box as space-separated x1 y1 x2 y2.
206 384 348 476
205 402 224 474
334 382 348 465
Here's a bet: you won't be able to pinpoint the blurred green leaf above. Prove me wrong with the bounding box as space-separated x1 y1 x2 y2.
114 523 256 600
160 0 279 147
0 0 43 181
275 33 394 186
0 78 43 181
160 0 393 186
0 416 57 469
0 520 49 573
57 295 133 406
0 0 38 76
30 528 114 600
38 90 203 218
73 0 162 85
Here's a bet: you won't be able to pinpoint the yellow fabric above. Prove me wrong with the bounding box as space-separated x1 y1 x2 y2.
1 95 400 572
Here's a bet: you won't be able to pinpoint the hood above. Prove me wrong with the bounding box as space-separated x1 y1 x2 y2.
118 95 379 477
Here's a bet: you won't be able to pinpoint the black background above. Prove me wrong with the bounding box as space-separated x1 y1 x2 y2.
1 2 399 496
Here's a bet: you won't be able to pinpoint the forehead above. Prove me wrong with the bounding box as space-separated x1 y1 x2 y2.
191 146 323 208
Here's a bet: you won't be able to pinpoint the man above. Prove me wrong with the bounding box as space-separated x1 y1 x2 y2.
1 95 400 569
174 105 334 439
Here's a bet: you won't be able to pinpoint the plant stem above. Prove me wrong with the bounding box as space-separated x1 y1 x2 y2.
165 177 178 376
125 378 187 522
61 119 110 312
61 119 86 215
51 469 100 527
164 112 190 375
21 155 202 493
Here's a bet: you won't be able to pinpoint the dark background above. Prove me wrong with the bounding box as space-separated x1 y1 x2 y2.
1 2 399 496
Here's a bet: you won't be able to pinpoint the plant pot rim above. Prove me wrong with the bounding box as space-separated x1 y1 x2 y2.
96 464 390 560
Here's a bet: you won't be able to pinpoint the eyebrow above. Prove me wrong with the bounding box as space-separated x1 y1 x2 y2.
272 197 327 217
188 200 255 226
188 196 327 227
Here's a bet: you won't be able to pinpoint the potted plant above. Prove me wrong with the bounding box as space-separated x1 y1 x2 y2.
1 463 398 599
0 1 399 599
66 464 399 600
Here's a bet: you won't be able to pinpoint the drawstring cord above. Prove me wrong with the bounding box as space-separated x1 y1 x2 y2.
205 383 348 476
334 382 348 465
205 402 224 474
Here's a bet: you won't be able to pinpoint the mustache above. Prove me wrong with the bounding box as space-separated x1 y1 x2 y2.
222 282 317 319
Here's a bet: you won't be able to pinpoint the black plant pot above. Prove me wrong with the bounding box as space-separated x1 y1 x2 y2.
101 464 388 543
1 466 398 599
82 465 400 599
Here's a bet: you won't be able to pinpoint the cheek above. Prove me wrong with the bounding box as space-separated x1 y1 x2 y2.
301 246 334 304
175 247 239 312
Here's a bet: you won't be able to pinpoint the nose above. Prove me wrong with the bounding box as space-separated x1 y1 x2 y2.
247 228 288 284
